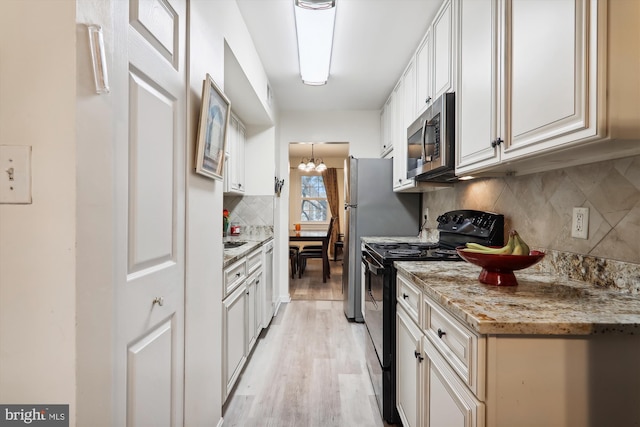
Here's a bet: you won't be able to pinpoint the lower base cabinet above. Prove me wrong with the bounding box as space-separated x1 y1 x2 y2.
223 247 267 402
223 284 247 399
397 303 485 427
423 336 484 427
396 307 422 427
397 271 640 427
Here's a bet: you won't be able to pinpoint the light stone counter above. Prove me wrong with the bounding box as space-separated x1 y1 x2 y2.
223 236 273 267
395 260 640 336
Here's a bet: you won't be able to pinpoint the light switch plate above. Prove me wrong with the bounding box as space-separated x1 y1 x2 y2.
0 145 32 204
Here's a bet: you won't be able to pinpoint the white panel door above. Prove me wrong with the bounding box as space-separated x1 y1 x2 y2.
114 0 186 425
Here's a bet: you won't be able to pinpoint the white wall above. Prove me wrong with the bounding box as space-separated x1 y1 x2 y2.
187 1 273 425
0 0 77 423
275 110 381 302
75 0 116 424
185 2 227 425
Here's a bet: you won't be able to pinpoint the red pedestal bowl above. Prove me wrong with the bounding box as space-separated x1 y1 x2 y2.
456 247 546 286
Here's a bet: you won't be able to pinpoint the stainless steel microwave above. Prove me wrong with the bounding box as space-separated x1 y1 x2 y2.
406 92 456 182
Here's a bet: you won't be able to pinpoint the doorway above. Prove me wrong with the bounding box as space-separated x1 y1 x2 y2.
288 142 349 300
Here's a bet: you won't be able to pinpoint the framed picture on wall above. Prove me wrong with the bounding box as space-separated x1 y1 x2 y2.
195 74 231 180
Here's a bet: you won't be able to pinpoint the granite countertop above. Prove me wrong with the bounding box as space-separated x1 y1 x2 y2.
395 260 640 336
224 236 273 267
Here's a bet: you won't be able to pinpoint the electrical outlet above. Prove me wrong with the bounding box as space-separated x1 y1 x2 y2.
571 207 589 239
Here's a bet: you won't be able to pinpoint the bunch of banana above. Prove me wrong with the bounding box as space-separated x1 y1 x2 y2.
463 230 531 255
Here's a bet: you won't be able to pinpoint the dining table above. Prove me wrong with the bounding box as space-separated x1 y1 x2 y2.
289 228 330 282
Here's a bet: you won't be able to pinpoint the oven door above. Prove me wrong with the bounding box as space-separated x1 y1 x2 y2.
362 250 385 366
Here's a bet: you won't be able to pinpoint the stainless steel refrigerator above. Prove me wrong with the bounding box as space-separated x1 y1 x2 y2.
342 156 420 321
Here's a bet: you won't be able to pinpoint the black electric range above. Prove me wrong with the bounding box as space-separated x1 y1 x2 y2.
362 210 504 424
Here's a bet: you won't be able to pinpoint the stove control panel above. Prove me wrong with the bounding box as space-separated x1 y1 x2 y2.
436 210 504 239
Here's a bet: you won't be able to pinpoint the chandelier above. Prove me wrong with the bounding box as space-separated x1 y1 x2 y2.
297 144 327 172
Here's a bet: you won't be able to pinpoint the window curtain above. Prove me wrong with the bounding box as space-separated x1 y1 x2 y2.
322 167 340 256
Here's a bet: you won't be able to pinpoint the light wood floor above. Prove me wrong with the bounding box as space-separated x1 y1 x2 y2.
289 257 344 301
222 300 394 426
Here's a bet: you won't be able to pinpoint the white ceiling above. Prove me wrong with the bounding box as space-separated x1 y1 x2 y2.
236 0 444 113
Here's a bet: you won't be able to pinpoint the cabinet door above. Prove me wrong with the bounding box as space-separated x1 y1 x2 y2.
394 61 416 190
456 0 502 174
227 114 245 193
505 0 593 158
381 96 394 156
262 243 274 326
236 122 245 191
223 284 247 400
432 0 454 100
246 273 257 352
423 337 484 427
391 79 404 186
415 29 432 116
396 308 423 427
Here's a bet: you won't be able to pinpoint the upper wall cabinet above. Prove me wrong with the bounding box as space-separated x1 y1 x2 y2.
415 0 454 119
393 60 415 190
224 113 245 194
380 93 395 157
456 0 502 172
456 0 640 177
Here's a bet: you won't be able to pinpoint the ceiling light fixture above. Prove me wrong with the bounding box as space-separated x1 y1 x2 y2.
297 144 327 172
294 0 336 85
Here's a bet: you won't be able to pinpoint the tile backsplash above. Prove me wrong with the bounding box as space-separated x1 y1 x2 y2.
422 156 640 291
224 195 274 239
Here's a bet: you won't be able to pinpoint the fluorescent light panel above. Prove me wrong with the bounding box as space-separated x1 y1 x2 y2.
294 1 336 85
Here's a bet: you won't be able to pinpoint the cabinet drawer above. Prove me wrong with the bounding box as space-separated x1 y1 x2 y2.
397 273 421 324
224 258 246 295
246 248 262 275
423 293 485 399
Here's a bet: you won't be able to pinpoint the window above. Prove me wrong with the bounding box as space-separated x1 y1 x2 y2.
300 175 328 222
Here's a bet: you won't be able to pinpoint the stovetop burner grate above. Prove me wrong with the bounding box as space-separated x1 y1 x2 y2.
409 242 439 250
375 243 400 249
387 249 423 257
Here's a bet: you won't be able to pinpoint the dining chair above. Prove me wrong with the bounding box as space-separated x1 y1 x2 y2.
298 217 335 279
289 245 300 279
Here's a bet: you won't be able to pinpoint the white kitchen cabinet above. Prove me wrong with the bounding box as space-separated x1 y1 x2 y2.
262 239 274 327
380 94 394 157
245 248 264 352
397 269 640 426
393 61 414 190
224 257 246 297
222 246 264 401
392 78 405 186
456 0 502 173
415 0 454 118
422 336 485 427
504 0 590 158
415 29 432 117
432 0 454 101
457 0 640 177
246 270 259 352
223 283 247 400
396 306 423 427
225 113 245 194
